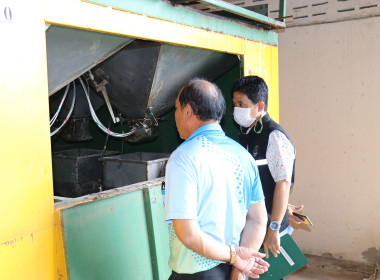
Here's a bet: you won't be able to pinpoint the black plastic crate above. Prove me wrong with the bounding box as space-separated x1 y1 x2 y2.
52 149 118 197
102 152 170 189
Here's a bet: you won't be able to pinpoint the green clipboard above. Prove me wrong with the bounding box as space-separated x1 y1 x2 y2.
250 234 308 280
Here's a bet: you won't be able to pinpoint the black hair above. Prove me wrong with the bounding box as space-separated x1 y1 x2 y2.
179 78 226 122
231 76 268 111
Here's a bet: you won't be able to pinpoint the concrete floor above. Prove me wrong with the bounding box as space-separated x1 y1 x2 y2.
285 255 378 280
288 265 370 280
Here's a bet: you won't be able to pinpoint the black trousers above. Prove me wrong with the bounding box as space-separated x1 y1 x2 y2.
168 263 232 280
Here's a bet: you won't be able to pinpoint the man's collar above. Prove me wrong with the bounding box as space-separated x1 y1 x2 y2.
184 123 223 144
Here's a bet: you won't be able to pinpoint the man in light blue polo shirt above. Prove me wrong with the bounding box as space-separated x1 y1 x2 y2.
165 78 269 280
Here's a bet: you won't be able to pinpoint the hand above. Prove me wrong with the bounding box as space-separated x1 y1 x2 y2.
263 229 280 258
288 204 304 224
233 246 269 279
230 266 246 280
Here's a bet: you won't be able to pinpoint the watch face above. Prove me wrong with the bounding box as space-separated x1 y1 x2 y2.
270 221 280 231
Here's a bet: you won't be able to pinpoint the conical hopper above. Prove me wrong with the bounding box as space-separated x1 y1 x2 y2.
92 40 240 120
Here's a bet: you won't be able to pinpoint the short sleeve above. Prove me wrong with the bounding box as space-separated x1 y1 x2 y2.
249 162 264 206
164 151 198 222
266 130 295 182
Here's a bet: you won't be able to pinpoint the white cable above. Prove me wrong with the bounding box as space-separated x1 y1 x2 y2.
50 82 76 137
78 76 135 138
50 83 70 127
50 84 70 126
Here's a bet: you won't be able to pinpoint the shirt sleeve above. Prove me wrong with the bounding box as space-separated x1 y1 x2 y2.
164 151 198 222
266 130 295 182
249 162 265 206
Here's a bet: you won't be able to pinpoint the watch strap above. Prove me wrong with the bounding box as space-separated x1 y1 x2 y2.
229 245 236 265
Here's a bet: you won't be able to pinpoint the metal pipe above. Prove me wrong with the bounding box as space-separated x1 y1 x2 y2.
279 0 286 23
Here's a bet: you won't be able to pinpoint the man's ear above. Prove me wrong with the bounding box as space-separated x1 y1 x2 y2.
258 101 265 112
184 104 193 120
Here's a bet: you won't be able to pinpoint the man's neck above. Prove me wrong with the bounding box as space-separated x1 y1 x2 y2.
185 120 218 140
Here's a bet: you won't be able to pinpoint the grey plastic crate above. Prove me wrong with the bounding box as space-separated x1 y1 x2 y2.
52 149 118 197
102 152 170 189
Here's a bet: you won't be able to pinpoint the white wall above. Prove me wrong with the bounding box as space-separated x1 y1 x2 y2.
279 16 380 264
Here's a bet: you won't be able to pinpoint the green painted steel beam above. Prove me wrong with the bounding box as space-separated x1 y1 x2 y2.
198 0 285 29
84 0 279 46
279 0 286 22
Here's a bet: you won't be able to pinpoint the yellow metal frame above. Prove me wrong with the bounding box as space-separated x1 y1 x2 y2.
0 0 54 279
0 0 279 279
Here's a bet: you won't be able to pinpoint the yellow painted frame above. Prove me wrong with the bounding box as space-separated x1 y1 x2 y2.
0 1 54 279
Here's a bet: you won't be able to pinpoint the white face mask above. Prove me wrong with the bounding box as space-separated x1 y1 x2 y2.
233 105 258 128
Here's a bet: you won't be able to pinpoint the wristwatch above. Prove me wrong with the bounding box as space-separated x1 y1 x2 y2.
269 221 280 231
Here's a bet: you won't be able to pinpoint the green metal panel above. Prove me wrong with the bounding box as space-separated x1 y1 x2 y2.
215 64 241 141
62 184 170 280
143 186 171 280
84 0 278 46
198 0 285 29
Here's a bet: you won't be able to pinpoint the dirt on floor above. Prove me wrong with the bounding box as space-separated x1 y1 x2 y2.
287 254 379 280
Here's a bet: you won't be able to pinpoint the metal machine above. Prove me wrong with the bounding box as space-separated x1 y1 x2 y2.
47 27 240 143
0 1 286 279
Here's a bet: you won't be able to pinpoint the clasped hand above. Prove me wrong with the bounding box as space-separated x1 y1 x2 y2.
232 246 269 279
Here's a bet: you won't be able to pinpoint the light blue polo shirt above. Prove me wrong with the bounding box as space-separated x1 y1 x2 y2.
164 123 264 274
